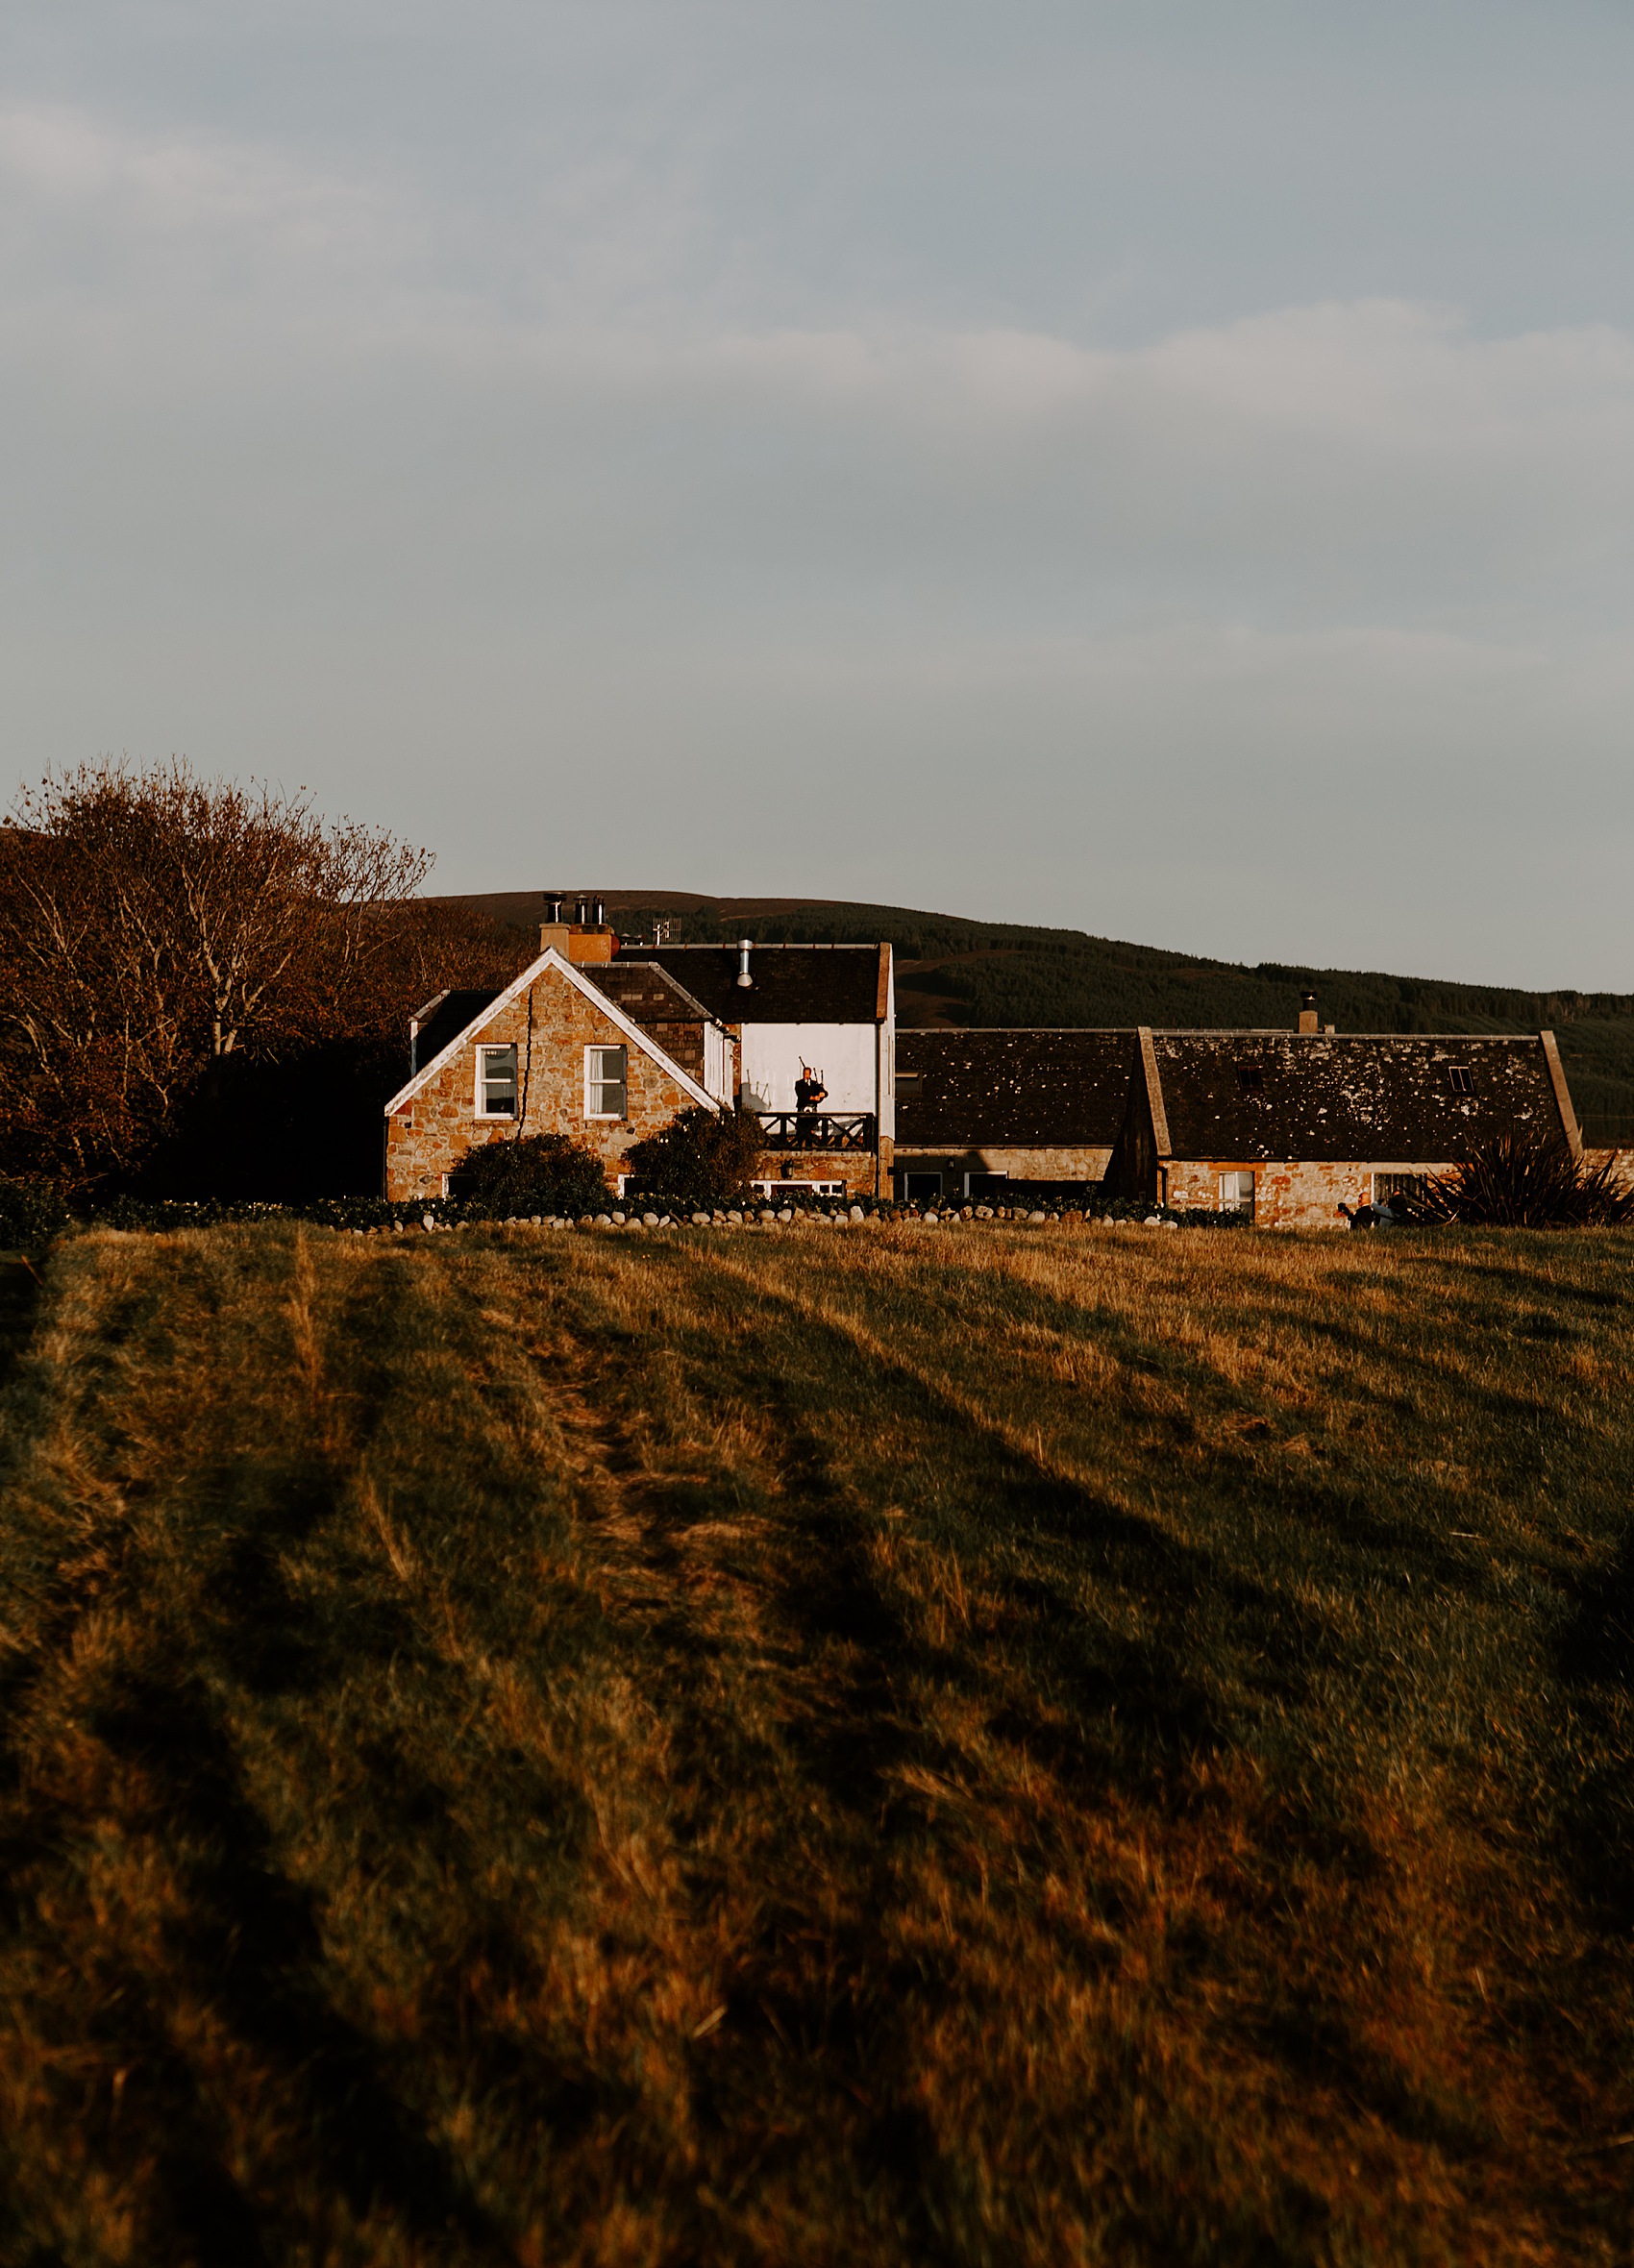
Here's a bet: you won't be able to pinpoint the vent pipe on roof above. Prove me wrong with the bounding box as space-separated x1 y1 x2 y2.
736 938 754 988
1299 991 1319 1035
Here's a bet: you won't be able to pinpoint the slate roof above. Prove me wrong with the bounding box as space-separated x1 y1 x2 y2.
585 962 719 1028
1152 1033 1564 1162
616 944 886 1024
896 1029 1138 1147
411 989 501 1072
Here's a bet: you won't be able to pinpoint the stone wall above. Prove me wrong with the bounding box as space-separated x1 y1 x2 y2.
751 1142 890 1198
385 968 704 1202
1163 1157 1452 1230
1585 1146 1634 1192
892 1145 1114 1196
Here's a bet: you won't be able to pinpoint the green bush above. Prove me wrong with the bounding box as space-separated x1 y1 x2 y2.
623 1106 763 1202
454 1134 610 1218
0 1176 71 1247
1421 1134 1634 1228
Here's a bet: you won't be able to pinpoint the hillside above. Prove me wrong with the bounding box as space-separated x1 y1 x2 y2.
2 1219 1631 2263
432 889 1634 1141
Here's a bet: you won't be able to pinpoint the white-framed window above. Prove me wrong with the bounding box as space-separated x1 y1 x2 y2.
903 1171 943 1201
476 1044 518 1118
585 1045 628 1119
1219 1169 1255 1214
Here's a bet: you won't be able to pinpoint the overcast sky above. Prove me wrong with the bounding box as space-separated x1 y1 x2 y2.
3 2 1632 985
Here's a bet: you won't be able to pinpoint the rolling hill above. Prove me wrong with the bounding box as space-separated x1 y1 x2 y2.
431 889 1634 1142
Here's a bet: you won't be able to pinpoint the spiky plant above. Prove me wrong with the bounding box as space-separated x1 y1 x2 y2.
1420 1132 1634 1227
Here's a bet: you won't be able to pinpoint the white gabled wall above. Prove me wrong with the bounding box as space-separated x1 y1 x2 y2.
739 1023 879 1115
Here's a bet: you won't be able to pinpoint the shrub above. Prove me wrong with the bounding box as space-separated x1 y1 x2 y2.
1420 1134 1634 1228
0 1175 71 1247
454 1134 609 1218
623 1106 763 1202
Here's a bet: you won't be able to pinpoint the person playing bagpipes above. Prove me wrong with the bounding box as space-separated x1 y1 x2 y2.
793 1062 828 1141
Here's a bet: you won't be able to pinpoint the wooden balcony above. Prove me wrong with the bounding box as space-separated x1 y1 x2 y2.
754 1112 877 1153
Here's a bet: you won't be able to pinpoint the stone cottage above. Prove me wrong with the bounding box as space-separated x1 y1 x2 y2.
1118 1024 1582 1226
892 1006 1584 1227
384 931 733 1203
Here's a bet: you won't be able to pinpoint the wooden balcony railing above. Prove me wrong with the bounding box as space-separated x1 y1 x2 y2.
754 1112 877 1153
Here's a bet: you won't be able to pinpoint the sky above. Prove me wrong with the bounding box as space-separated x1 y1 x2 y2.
2 1 1632 986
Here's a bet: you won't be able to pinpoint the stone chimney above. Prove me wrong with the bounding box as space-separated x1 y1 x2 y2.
540 892 618 963
1298 991 1319 1034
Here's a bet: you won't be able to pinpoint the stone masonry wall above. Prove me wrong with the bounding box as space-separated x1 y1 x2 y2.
1164 1157 1452 1230
1585 1146 1634 1192
892 1145 1114 1193
384 969 702 1202
752 1143 890 1197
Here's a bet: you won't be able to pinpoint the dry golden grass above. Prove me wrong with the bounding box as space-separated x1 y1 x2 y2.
0 1218 1630 2265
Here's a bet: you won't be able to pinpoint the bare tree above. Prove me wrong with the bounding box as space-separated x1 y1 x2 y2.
0 762 435 1186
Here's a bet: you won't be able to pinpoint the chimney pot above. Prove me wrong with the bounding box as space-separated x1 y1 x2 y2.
544 894 561 924
1299 990 1319 1035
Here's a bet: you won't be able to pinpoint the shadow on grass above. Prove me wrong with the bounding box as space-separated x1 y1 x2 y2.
0 1255 41 1393
1552 1518 1634 1932
84 1665 504 2259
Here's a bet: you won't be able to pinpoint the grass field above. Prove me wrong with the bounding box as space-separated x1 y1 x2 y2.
1 1219 1631 2265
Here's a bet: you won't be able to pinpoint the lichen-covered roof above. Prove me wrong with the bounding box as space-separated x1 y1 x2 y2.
897 1029 1137 1146
1153 1033 1563 1161
618 944 885 1024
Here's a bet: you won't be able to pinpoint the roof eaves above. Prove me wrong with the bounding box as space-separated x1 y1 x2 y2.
383 950 720 1118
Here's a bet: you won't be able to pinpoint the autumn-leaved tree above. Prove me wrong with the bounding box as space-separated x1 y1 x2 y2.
0 762 508 1191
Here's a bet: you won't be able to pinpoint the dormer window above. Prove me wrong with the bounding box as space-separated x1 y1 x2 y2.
897 1072 923 1095
1238 1067 1264 1094
1448 1066 1473 1095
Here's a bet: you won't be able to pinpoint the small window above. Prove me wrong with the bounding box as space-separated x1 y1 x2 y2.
896 1072 923 1094
966 1171 1009 1197
1447 1065 1473 1095
903 1171 943 1201
1374 1172 1427 1204
477 1044 517 1118
585 1045 628 1119
1237 1066 1264 1094
1219 1170 1255 1214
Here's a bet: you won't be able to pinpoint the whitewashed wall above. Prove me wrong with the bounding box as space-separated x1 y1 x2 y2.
739 1023 879 1116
